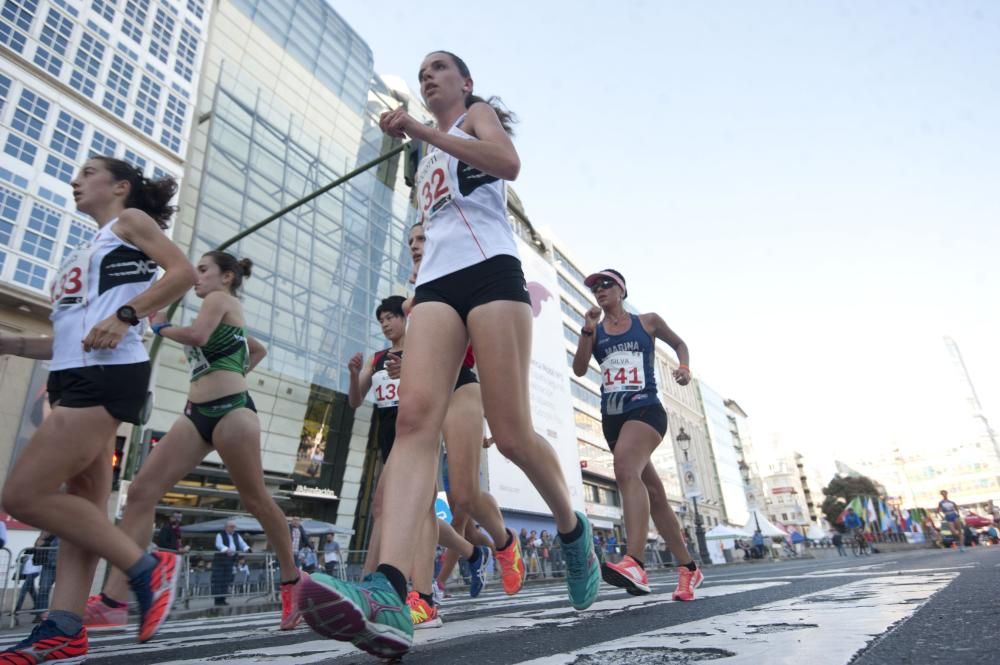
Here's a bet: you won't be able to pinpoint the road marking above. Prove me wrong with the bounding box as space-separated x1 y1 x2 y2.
510 572 957 664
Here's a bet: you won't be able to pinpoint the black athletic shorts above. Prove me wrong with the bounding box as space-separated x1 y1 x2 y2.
602 403 668 451
184 392 257 444
455 365 478 390
47 362 151 424
412 254 532 322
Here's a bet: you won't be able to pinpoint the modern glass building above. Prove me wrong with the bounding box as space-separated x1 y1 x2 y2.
0 0 210 480
698 380 750 526
139 0 415 546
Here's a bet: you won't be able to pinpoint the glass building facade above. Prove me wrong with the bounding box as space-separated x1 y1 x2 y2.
698 380 750 525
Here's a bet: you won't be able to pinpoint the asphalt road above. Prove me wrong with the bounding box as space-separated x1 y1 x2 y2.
10 546 996 664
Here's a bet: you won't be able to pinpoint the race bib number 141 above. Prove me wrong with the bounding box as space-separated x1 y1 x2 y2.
600 351 646 393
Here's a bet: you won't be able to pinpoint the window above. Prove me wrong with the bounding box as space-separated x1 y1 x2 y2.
121 0 149 44
4 135 37 165
14 258 47 290
151 166 169 180
106 55 134 97
186 0 204 20
74 31 105 77
554 247 588 285
132 110 154 136
135 75 161 115
44 154 75 183
174 28 197 81
163 94 186 133
558 273 594 314
124 149 146 172
63 220 94 258
560 297 582 320
20 229 55 261
570 380 601 411
102 92 125 118
12 88 50 140
28 202 61 237
70 71 96 97
0 0 38 54
563 323 580 346
91 0 114 22
51 111 84 159
32 45 63 76
159 129 180 152
38 7 73 55
38 186 67 207
0 73 10 113
149 8 172 63
0 186 23 245
90 130 116 157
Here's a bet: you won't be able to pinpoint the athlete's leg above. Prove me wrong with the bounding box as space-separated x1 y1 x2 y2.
437 518 474 559
411 505 439 596
102 417 209 601
375 303 467 581
48 442 113 616
1 407 152 596
214 410 297 582
641 462 694 565
612 422 661 561
465 520 495 549
467 302 575 532
442 383 507 545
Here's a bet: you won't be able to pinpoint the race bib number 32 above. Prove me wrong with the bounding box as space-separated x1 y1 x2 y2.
50 245 90 309
600 351 646 393
415 151 454 223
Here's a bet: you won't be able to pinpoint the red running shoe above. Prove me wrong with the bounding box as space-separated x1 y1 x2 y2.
601 554 651 595
494 529 526 596
0 620 87 664
132 551 181 643
280 575 304 630
672 565 704 601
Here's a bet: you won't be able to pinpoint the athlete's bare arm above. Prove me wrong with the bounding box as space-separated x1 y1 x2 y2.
572 306 601 377
348 352 375 408
247 335 267 372
154 291 229 347
642 312 691 385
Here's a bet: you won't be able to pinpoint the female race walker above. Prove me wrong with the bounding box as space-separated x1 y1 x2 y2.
0 157 197 662
297 51 600 659
82 251 304 632
574 269 704 600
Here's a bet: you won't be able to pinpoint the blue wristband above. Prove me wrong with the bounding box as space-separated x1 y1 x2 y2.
152 322 173 336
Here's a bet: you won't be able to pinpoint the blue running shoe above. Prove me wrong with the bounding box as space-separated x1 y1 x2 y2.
468 546 490 598
558 511 600 610
297 571 412 659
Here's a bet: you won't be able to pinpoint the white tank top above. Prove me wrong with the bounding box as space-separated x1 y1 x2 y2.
49 217 156 370
413 113 518 286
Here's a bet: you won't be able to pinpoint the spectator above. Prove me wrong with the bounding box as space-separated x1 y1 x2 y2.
606 532 618 560
213 519 250 606
32 531 58 620
751 530 765 559
289 516 310 567
322 534 341 577
550 533 564 577
13 552 42 617
154 510 190 553
832 532 847 556
539 531 552 578
298 539 318 574
518 528 529 553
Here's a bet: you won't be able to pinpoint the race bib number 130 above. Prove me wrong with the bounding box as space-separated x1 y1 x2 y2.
415 151 454 223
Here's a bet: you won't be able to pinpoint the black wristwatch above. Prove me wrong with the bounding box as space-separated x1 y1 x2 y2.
580 327 594 337
116 305 141 326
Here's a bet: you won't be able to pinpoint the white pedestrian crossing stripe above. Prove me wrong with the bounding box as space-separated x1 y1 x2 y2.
75 564 963 664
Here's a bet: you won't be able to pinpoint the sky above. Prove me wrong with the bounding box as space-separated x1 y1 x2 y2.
332 1 1000 473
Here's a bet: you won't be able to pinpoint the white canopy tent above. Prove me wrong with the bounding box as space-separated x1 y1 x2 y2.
742 509 787 538
705 525 752 540
806 524 828 541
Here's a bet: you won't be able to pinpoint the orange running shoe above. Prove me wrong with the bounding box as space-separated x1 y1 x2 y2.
0 620 88 664
672 565 704 601
406 592 442 630
132 551 181 643
82 594 127 631
601 555 651 595
280 575 303 630
494 529 526 596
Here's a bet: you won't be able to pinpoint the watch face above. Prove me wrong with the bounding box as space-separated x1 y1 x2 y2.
118 306 139 324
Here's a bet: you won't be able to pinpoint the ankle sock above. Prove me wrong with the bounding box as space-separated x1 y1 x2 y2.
100 592 127 609
559 516 584 544
280 576 300 586
47 610 82 636
418 592 434 607
126 553 157 581
683 561 698 572
376 564 407 604
497 530 514 552
467 545 482 565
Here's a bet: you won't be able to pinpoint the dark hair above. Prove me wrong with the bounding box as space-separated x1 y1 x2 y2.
428 51 518 136
375 295 406 320
93 156 178 229
203 250 252 295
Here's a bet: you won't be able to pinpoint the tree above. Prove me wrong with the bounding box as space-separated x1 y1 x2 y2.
821 474 882 532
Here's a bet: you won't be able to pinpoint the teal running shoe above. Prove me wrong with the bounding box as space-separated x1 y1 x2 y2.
558 511 600 610
297 571 412 659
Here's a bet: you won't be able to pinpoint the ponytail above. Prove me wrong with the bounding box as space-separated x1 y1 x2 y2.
204 251 252 295
95 156 178 229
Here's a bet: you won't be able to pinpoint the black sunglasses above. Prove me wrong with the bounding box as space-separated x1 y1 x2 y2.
590 278 617 294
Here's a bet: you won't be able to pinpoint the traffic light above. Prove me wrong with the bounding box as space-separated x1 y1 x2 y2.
112 436 126 487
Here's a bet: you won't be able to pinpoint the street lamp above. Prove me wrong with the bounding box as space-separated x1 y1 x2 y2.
677 427 711 565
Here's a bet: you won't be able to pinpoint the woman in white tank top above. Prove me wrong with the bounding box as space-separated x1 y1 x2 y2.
296 52 600 659
0 156 196 655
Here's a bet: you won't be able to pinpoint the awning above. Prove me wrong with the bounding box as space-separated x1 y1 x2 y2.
588 517 618 530
180 516 353 537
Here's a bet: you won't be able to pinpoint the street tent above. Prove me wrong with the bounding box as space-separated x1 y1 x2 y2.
181 516 353 537
705 524 751 540
742 509 787 538
806 524 828 541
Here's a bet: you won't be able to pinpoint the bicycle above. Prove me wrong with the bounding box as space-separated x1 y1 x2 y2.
850 531 869 556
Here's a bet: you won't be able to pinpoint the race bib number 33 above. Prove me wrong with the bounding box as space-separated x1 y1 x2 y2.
50 245 90 309
600 351 646 393
416 152 454 222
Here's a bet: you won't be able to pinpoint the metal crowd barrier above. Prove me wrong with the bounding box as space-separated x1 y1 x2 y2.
5 546 57 628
